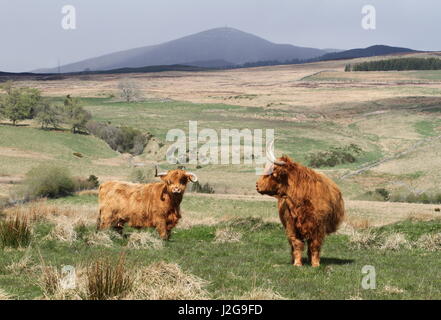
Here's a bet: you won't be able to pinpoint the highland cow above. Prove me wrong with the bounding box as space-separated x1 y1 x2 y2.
256 145 345 267
97 167 197 240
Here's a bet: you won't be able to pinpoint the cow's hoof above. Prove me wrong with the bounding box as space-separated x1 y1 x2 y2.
293 262 303 267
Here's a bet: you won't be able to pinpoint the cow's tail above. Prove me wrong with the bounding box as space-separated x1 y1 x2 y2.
96 209 102 230
326 192 345 234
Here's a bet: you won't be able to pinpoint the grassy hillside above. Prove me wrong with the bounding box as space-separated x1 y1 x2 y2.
0 125 127 196
2 55 441 198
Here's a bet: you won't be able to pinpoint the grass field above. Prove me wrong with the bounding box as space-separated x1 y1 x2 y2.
1 54 441 300
1 194 441 300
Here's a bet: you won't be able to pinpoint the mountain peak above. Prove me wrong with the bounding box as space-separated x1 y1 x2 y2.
34 28 326 73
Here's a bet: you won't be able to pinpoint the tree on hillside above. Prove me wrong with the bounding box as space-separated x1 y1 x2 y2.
118 79 140 102
35 102 63 129
0 82 42 126
63 95 91 133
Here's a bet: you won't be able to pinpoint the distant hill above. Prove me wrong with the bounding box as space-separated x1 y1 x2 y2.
318 45 418 61
34 27 326 73
0 65 208 81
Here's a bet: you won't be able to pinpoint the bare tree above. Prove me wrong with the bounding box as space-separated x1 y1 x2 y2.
118 79 141 102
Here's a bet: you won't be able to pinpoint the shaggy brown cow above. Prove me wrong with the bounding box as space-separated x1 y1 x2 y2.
97 167 197 239
256 150 345 267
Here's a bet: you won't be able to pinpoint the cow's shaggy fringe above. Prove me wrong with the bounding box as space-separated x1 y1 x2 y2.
416 233 441 251
127 231 164 250
0 288 12 300
214 228 242 243
236 287 286 300
127 262 209 300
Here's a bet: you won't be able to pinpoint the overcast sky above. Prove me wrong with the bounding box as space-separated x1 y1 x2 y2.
0 0 440 72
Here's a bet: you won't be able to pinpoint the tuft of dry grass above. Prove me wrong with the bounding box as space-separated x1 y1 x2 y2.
84 231 117 247
416 233 441 251
214 228 242 243
383 285 405 294
345 217 371 230
236 287 286 300
86 253 133 300
128 261 209 300
46 220 77 243
40 265 62 298
0 288 12 300
176 211 219 229
0 214 32 248
127 231 163 250
380 233 410 250
348 229 381 249
6 248 35 275
4 200 97 226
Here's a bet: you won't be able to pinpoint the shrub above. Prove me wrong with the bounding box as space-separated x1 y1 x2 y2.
118 79 141 102
0 82 42 125
191 181 215 194
35 103 63 129
307 144 363 168
129 168 155 184
86 121 149 155
375 188 390 201
86 253 133 300
390 192 441 204
0 215 32 248
63 95 91 134
73 175 100 191
21 165 75 199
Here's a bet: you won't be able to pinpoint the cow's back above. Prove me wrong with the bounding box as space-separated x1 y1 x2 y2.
98 181 145 227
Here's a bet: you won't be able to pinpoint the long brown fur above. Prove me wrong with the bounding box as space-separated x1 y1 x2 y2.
256 156 345 267
97 170 193 240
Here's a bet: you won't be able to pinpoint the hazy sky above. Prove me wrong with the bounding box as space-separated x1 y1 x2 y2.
1 0 440 72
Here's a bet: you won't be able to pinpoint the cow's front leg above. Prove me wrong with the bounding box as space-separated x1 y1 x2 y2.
285 222 304 266
156 221 170 240
291 238 305 266
308 238 323 267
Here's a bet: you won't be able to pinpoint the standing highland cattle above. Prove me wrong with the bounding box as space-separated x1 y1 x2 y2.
97 167 197 239
256 142 345 267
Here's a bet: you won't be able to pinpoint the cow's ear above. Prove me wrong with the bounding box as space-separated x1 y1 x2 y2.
160 176 170 184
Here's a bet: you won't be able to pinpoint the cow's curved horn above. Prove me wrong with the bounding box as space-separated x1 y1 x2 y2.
155 165 168 177
186 172 198 182
266 139 286 166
